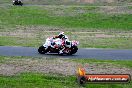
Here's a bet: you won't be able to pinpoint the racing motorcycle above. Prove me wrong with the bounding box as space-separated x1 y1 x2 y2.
13 0 23 6
38 37 79 55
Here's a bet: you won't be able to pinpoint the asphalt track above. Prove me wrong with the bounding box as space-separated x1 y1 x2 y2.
0 46 132 60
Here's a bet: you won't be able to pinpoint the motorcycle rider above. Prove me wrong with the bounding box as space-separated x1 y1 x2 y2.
43 32 66 50
52 32 69 54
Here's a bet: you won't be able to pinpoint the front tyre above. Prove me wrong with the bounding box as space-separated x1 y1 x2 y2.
20 3 23 6
19 2 23 6
70 46 78 55
38 46 46 54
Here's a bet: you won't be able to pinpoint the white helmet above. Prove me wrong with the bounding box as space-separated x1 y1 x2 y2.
58 32 64 36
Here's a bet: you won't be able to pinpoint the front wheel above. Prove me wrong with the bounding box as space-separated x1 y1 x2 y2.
70 46 78 55
38 46 46 54
20 3 23 6
20 2 23 6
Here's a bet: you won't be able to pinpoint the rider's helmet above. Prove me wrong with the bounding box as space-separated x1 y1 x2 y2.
58 32 65 39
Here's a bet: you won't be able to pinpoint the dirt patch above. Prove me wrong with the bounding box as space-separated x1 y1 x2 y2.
0 26 132 38
0 58 132 76
98 6 132 14
0 58 77 76
0 30 36 38
84 63 132 75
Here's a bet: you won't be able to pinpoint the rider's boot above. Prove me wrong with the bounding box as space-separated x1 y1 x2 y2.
45 46 48 50
59 46 65 54
59 50 63 54
50 45 54 48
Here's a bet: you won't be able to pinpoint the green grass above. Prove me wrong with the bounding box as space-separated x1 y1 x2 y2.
0 5 132 49
128 6 132 9
0 73 78 88
80 37 132 49
0 5 131 49
0 0 10 4
71 59 132 68
0 56 132 88
1 56 132 68
0 36 41 47
0 72 131 88
1 34 132 49
0 6 131 30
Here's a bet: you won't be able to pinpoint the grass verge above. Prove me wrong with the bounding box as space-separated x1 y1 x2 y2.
0 36 41 47
0 30 132 49
0 5 131 48
0 72 131 88
0 6 131 30
70 59 132 68
0 56 132 88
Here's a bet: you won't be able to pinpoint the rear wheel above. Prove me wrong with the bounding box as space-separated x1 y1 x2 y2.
13 2 16 5
38 46 46 54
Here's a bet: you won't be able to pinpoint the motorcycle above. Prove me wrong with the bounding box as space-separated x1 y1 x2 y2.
38 37 79 55
13 0 23 6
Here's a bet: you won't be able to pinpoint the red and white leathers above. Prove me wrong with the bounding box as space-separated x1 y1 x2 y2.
44 37 54 49
58 38 65 54
51 32 67 54
58 36 70 54
44 32 70 54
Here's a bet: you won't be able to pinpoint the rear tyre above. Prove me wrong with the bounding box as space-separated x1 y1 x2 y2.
38 46 46 54
13 2 16 5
